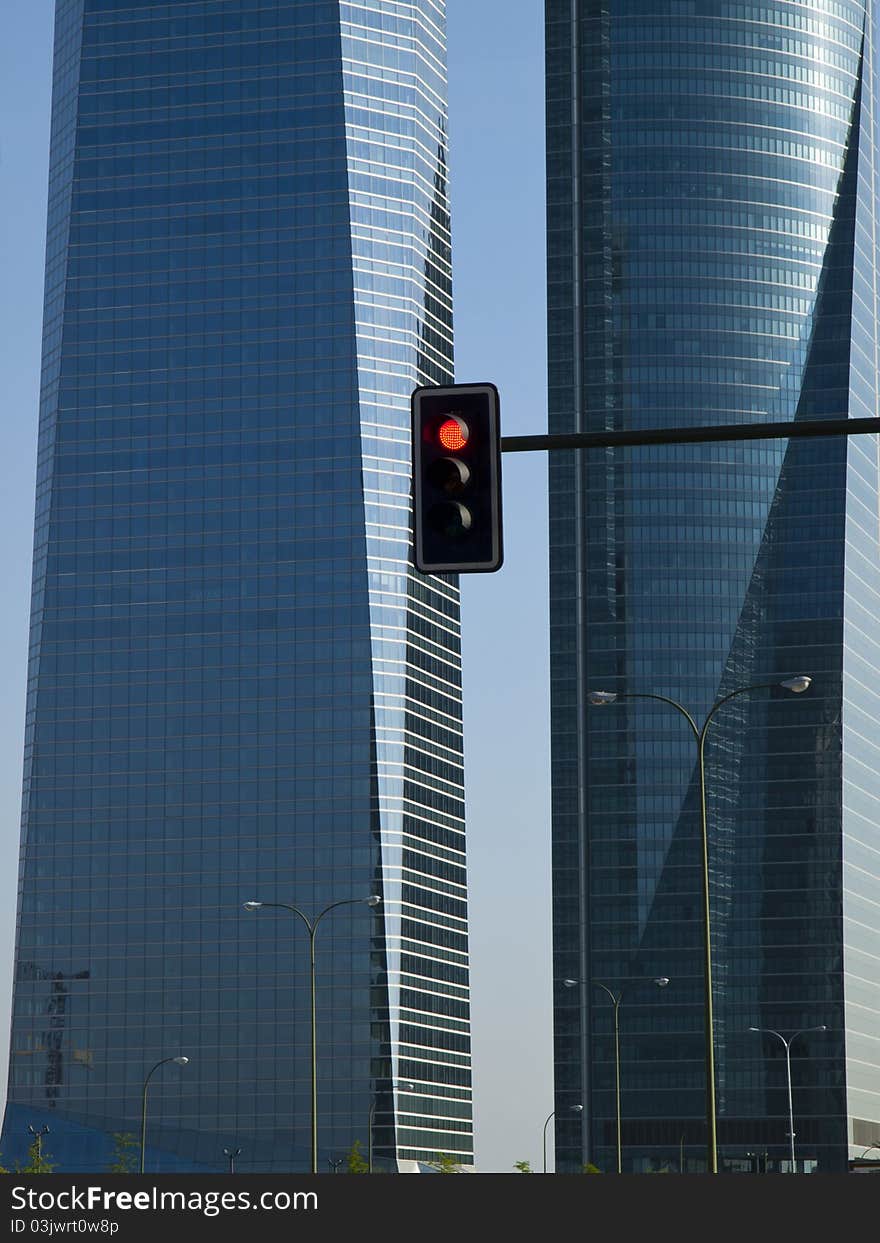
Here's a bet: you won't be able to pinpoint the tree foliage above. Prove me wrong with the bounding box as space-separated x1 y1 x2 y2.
17 1136 56 1174
106 1133 139 1174
431 1153 462 1173
513 1159 533 1173
346 1140 369 1174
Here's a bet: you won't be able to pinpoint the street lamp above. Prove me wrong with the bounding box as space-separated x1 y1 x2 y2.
242 895 382 1174
585 976 669 1173
222 1146 242 1174
369 1081 414 1174
542 1104 583 1173
589 675 811 1173
140 1056 189 1174
748 1025 827 1173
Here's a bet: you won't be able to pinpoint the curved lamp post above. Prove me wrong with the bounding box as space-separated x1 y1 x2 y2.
857 1143 880 1170
242 895 382 1174
589 676 811 1172
748 1025 826 1172
542 1104 583 1173
564 976 669 1173
140 1056 189 1174
368 1081 414 1173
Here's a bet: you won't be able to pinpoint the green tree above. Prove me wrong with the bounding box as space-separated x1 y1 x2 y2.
582 1162 602 1174
17 1136 55 1174
346 1140 369 1174
106 1133 139 1174
513 1159 533 1173
431 1153 462 1173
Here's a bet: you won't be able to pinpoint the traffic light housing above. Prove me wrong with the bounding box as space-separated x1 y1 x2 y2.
411 383 503 573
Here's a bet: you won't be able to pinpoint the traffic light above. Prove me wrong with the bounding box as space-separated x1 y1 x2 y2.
411 382 503 573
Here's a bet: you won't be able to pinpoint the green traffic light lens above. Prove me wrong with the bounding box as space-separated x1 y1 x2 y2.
427 500 473 538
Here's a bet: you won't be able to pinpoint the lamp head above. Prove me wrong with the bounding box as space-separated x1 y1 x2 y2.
588 691 617 706
173 1056 189 1066
562 978 579 988
242 901 263 911
365 895 382 907
781 675 811 694
653 977 670 988
748 1027 760 1033
570 1104 584 1113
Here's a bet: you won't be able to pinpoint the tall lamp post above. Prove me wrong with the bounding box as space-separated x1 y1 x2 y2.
589 675 811 1173
369 1081 414 1173
140 1056 189 1174
542 1104 583 1173
242 895 382 1175
565 976 669 1173
27 1124 50 1166
748 1025 826 1173
223 1146 242 1174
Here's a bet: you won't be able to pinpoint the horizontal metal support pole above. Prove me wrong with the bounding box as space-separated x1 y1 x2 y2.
500 416 880 453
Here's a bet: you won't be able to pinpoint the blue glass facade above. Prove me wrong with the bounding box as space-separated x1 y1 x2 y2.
2 0 471 1173
547 1 880 1172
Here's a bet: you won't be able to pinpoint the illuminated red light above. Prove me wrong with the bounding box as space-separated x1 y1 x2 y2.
437 417 468 452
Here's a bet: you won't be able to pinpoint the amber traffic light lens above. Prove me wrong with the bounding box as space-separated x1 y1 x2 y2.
426 456 471 494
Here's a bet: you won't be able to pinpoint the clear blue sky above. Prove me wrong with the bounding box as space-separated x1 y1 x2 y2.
0 1 551 1174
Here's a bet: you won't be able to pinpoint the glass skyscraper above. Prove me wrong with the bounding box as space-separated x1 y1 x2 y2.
2 0 471 1173
547 1 880 1172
